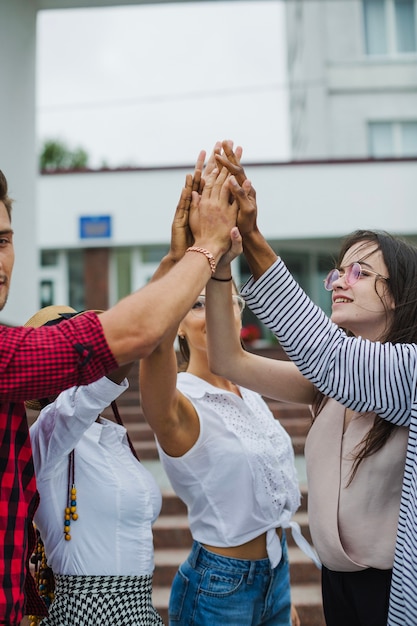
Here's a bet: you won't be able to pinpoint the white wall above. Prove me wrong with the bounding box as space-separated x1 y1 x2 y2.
0 1 38 325
286 0 417 160
38 159 417 249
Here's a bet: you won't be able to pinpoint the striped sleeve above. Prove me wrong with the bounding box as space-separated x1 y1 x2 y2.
241 258 415 426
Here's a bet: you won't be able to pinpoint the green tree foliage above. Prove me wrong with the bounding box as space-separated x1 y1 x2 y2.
39 139 89 172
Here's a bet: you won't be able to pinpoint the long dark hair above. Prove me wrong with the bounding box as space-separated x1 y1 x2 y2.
313 230 417 484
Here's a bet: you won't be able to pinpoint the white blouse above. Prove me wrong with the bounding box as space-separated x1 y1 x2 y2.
157 373 301 568
29 376 162 576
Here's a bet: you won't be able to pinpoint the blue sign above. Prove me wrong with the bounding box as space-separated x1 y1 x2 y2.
79 215 112 239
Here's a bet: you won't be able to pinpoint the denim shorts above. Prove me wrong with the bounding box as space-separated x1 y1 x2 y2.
168 532 291 626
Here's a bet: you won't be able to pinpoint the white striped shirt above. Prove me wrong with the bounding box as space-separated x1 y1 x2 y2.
242 258 417 626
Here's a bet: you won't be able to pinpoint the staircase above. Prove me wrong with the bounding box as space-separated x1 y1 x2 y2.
27 348 325 625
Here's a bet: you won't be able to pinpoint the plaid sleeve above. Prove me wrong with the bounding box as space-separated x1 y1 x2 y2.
0 312 118 402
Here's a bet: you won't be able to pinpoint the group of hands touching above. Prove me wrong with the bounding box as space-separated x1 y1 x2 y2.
168 139 257 276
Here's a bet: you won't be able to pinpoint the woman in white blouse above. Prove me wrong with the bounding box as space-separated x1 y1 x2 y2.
138 163 303 626
27 306 163 626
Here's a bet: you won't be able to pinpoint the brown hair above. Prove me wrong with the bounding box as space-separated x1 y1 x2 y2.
0 170 13 220
313 230 417 485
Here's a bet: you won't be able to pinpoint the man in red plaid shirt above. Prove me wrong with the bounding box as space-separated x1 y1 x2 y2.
0 161 236 625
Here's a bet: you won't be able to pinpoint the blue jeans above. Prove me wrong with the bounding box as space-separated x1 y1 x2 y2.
168 534 291 626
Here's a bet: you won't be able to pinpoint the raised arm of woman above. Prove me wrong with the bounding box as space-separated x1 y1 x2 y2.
206 230 315 405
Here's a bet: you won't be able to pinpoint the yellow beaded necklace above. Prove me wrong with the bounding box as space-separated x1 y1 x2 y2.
64 450 78 541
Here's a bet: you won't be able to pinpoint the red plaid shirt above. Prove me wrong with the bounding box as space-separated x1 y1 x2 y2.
0 312 117 625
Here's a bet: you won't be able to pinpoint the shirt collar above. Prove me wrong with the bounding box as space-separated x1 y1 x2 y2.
84 417 126 445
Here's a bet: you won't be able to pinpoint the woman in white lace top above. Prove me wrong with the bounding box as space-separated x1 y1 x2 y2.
139 157 302 626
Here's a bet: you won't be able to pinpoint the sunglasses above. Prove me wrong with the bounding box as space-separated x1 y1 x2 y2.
324 262 389 291
191 294 245 316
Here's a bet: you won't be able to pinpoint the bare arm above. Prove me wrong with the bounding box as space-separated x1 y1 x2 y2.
206 229 315 405
139 330 199 456
139 157 208 456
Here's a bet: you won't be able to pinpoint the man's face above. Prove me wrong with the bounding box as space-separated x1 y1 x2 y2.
0 201 14 311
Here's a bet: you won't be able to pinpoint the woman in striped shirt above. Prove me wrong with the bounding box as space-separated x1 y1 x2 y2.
205 145 417 626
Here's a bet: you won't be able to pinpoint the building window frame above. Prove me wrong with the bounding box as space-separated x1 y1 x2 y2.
368 119 417 156
363 0 417 56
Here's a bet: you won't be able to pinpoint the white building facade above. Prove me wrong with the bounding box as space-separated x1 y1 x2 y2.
286 0 417 159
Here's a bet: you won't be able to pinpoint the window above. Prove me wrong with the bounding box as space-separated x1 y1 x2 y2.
363 0 416 55
41 250 58 267
369 121 417 156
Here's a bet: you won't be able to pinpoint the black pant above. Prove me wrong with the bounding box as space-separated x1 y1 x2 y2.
321 565 392 626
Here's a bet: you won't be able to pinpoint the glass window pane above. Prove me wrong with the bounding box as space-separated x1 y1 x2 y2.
41 250 58 267
395 0 416 52
369 122 394 156
142 245 169 263
401 122 417 155
68 249 85 311
363 0 388 54
115 248 131 300
317 255 335 317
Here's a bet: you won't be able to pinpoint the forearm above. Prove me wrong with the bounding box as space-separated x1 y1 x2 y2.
100 248 217 364
242 229 278 281
206 278 246 378
30 377 127 474
242 258 413 424
207 273 314 403
139 336 179 437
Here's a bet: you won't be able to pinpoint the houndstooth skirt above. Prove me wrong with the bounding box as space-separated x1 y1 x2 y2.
40 574 164 626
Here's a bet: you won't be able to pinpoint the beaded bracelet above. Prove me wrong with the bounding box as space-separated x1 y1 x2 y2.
186 246 216 274
211 276 232 282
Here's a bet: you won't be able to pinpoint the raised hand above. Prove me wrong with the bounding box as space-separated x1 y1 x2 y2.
228 176 259 239
215 226 243 277
189 165 237 258
202 141 222 181
215 139 245 185
149 151 205 283
168 150 206 264
228 174 276 280
214 140 258 238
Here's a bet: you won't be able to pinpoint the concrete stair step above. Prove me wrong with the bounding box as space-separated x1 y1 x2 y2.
134 443 160 461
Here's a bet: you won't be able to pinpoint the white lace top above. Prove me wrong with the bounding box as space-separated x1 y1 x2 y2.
156 373 300 567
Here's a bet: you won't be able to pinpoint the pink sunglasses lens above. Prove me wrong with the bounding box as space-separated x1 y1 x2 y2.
324 269 339 291
346 263 361 285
